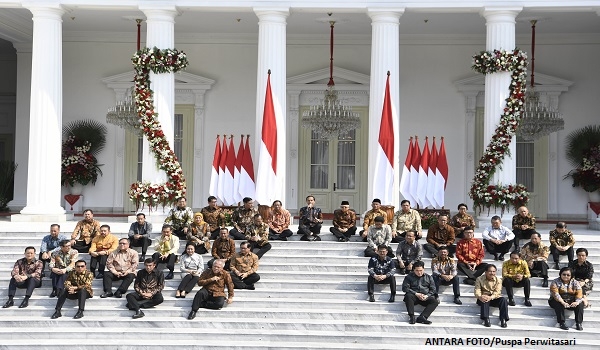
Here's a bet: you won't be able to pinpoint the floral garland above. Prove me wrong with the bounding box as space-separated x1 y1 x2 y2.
61 136 103 187
567 145 600 192
469 49 530 215
127 47 189 211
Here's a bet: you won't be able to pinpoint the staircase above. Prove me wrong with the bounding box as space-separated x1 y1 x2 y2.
0 220 597 349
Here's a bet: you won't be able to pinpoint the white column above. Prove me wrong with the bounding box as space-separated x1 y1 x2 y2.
481 8 521 186
140 6 177 184
254 8 289 205
367 9 403 209
18 6 67 218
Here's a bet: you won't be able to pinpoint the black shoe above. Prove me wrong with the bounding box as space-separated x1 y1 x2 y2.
542 279 548 288
416 316 432 325
453 297 462 305
187 311 197 320
139 255 146 262
3 300 14 308
368 294 375 302
73 310 84 319
51 310 61 319
501 319 507 328
246 284 255 290
41 272 46 278
165 272 174 280
125 303 131 310
132 310 145 319
559 323 569 330
398 268 406 275
409 315 416 324
575 323 583 331
524 299 532 307
508 299 516 306
100 292 113 298
463 278 475 286
280 237 288 241
494 254 499 261
388 295 395 303
114 291 122 298
484 319 491 327
554 262 560 270
338 237 345 242
499 254 505 261
50 289 57 298
95 273 104 280
19 299 29 308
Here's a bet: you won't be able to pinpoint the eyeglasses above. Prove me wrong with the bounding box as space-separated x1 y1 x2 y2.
561 273 571 276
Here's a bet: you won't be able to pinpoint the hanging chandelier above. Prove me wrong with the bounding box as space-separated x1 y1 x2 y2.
517 20 565 141
106 19 142 135
301 16 360 139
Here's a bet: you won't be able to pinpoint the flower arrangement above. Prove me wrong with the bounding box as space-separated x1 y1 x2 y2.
469 49 530 215
61 119 107 187
567 145 600 193
127 47 189 211
420 210 440 229
564 125 600 193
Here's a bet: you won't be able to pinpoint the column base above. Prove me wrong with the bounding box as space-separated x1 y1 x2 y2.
11 213 74 222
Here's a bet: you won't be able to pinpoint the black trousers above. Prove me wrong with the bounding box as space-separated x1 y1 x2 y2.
102 271 135 293
55 288 91 311
173 228 187 240
249 242 271 259
152 252 177 272
177 274 200 293
548 298 584 324
364 246 394 258
330 226 357 240
268 228 293 240
483 239 513 256
423 243 456 257
207 258 231 271
513 228 536 249
297 223 322 236
129 236 152 255
230 272 260 289
529 261 549 279
432 275 460 297
38 252 51 272
457 262 488 280
550 246 574 263
367 275 396 295
8 277 42 297
477 297 509 321
89 255 108 273
228 228 247 240
125 291 164 311
502 277 531 300
50 272 68 290
403 293 439 319
188 242 209 255
191 288 225 311
72 240 90 253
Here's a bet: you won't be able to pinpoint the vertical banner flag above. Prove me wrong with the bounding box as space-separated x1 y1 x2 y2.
426 137 439 208
373 72 395 204
409 136 421 207
255 70 278 205
435 137 449 208
217 135 228 204
233 135 244 203
224 136 236 205
417 137 431 208
209 135 221 197
239 135 256 199
399 137 414 204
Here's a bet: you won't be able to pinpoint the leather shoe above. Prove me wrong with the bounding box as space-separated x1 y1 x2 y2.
463 278 475 286
139 255 146 262
51 310 61 319
388 295 395 303
542 279 548 288
524 299 532 307
575 323 583 331
453 297 462 305
19 299 29 308
554 263 560 270
100 292 113 298
559 323 569 330
114 291 122 298
416 316 432 325
73 310 84 319
49 289 57 298
499 254 505 261
95 273 104 280
508 299 516 306
132 310 145 319
368 294 375 302
493 254 499 261
165 272 174 280
246 284 255 290
3 300 13 308
187 311 197 320
484 319 491 327
409 315 416 324
500 319 507 328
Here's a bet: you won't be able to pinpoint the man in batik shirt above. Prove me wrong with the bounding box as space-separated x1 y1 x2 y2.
391 200 422 242
230 197 257 240
330 200 357 242
246 214 271 259
268 200 293 241
126 258 165 319
70 209 101 253
164 196 194 239
512 206 536 251
202 196 226 240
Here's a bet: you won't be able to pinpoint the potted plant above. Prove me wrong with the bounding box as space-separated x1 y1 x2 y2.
61 119 107 194
564 125 600 201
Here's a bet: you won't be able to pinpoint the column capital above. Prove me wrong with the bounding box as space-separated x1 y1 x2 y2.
140 6 179 22
24 4 65 18
367 9 404 23
253 8 289 22
480 7 522 22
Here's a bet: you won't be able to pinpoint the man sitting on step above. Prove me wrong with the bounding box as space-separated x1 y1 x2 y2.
456 227 487 285
229 242 260 290
245 214 272 259
268 200 294 241
3 246 43 309
424 215 456 258
128 212 153 262
297 195 323 241
360 198 389 241
49 240 79 298
520 232 550 287
549 222 576 270
502 251 533 307
364 216 393 258
475 264 509 328
51 259 93 319
482 216 514 261
395 231 422 275
126 258 165 319
431 246 462 305
88 225 119 279
187 259 234 320
367 245 396 303
101 238 138 299
330 201 357 242
208 228 236 270
230 197 258 240
39 224 68 276
70 209 101 253
152 224 180 280
401 261 439 325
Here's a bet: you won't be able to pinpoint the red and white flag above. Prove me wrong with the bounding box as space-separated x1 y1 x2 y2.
239 135 255 200
417 137 431 208
435 137 449 208
255 71 279 205
399 137 414 204
217 136 228 204
409 137 421 207
232 135 244 204
224 136 236 205
209 135 221 198
373 73 395 204
426 137 439 208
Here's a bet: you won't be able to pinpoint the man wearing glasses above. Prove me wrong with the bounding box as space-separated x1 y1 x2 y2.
126 259 165 319
49 240 79 298
101 238 139 299
230 197 257 240
51 260 93 319
202 196 226 240
229 242 260 290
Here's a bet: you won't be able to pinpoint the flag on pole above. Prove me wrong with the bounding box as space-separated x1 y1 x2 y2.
399 137 414 204
217 136 228 204
417 137 431 208
239 135 256 199
232 135 244 204
373 72 395 204
224 136 236 205
255 70 278 205
209 135 221 197
434 137 449 207
426 137 439 208
409 137 421 207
